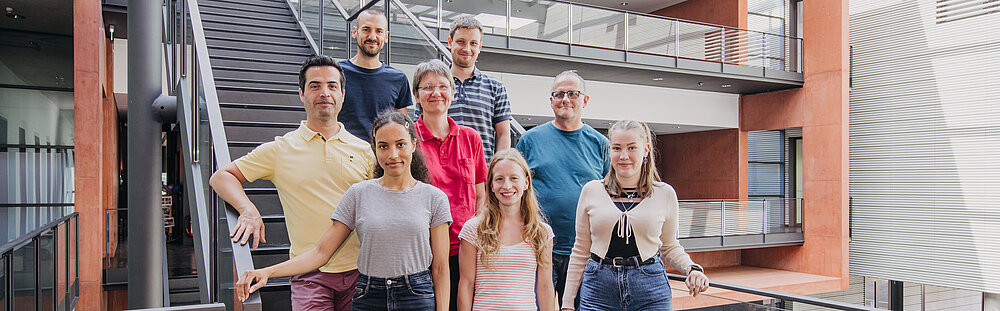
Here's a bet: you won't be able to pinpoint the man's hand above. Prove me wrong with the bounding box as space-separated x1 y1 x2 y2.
230 206 266 249
235 268 271 302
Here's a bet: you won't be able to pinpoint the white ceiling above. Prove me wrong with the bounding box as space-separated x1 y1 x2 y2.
570 0 688 13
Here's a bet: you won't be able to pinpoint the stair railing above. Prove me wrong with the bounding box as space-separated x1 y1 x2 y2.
163 0 261 309
666 273 876 310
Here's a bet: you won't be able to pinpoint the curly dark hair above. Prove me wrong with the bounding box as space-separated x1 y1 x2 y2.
370 110 431 184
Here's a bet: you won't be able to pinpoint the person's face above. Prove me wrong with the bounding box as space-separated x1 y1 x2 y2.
609 129 650 181
352 13 388 58
448 28 482 69
374 123 415 177
416 73 453 115
549 76 589 122
490 159 528 208
299 66 345 122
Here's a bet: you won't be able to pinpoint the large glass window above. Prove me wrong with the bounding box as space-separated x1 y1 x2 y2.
1 29 75 246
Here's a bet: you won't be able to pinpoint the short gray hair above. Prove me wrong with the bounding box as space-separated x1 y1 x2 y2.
411 59 455 105
449 16 483 38
552 70 586 92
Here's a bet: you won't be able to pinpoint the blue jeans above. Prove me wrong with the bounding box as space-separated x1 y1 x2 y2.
351 270 436 311
579 258 673 311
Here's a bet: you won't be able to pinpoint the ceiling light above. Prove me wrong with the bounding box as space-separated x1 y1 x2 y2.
674 126 681 129
6 7 25 19
721 84 732 88
621 2 629 6
652 77 664 81
697 82 704 86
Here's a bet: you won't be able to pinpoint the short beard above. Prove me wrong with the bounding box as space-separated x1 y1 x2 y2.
356 40 381 58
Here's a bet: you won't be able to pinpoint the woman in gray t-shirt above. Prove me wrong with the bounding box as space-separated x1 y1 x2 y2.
235 111 453 311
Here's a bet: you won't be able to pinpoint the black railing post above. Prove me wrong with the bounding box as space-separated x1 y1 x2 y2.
889 280 904 311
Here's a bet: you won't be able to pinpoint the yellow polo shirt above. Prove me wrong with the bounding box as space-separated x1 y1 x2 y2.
234 121 374 273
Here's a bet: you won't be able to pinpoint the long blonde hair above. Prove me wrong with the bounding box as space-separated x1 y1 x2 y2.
476 149 551 268
603 120 661 199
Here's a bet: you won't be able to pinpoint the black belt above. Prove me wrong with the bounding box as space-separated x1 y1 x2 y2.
590 253 657 267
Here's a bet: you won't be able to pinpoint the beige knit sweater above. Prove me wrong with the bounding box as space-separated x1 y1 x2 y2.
562 180 698 308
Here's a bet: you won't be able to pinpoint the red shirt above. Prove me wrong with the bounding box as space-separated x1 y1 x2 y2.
416 116 488 256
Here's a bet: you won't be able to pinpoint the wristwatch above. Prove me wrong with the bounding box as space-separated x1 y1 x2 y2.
689 265 704 274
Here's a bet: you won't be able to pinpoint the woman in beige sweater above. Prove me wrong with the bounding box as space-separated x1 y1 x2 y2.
560 120 710 311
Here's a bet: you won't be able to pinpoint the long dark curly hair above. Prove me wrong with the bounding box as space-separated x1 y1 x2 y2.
370 110 431 184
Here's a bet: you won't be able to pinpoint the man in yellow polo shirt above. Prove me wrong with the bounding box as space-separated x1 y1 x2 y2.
209 55 375 310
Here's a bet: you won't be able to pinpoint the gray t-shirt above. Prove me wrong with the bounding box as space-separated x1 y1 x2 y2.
332 179 452 277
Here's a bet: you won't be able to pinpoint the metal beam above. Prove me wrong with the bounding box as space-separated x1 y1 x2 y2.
127 0 166 307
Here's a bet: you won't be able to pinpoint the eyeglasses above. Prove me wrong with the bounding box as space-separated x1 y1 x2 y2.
551 90 584 99
419 85 451 93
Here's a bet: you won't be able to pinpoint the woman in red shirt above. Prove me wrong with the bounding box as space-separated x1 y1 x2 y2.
411 59 489 311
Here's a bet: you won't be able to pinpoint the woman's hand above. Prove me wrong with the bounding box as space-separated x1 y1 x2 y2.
235 268 271 302
685 270 710 297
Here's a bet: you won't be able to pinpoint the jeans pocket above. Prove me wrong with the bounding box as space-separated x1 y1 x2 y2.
638 261 665 277
583 259 600 276
352 280 368 300
408 279 436 298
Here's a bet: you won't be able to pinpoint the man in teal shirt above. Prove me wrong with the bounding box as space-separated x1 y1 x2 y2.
515 70 609 307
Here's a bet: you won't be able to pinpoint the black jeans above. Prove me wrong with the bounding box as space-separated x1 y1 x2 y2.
552 253 580 309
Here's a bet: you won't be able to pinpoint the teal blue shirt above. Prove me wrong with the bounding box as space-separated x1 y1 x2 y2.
516 122 609 255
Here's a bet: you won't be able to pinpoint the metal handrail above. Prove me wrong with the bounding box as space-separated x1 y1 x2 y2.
0 213 78 254
398 0 802 72
677 198 803 238
165 0 262 308
666 273 876 311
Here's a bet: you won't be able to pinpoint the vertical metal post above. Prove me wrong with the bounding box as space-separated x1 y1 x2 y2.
762 199 768 235
52 230 58 310
889 280 904 311
720 27 726 64
32 236 38 311
192 51 200 163
319 0 325 53
179 0 186 78
623 13 628 52
384 0 390 64
128 0 166 307
674 19 680 58
298 0 302 18
567 4 573 45
5 252 12 311
761 32 768 69
720 200 726 244
436 0 442 39
506 0 511 37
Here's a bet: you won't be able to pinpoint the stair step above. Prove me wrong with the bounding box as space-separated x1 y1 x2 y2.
221 106 304 125
217 90 300 107
224 120 300 128
220 102 304 111
203 22 305 39
210 56 304 74
197 4 298 22
260 287 292 311
202 0 289 10
198 2 291 16
200 10 297 27
207 47 312 63
205 30 307 46
217 84 299 95
223 124 297 142
252 251 290 268
213 69 300 86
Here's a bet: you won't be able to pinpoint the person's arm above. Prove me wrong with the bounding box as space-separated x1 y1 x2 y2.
475 182 486 214
429 223 451 311
209 163 265 249
561 183 597 310
457 240 477 311
234 221 352 301
536 242 557 311
494 120 511 152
